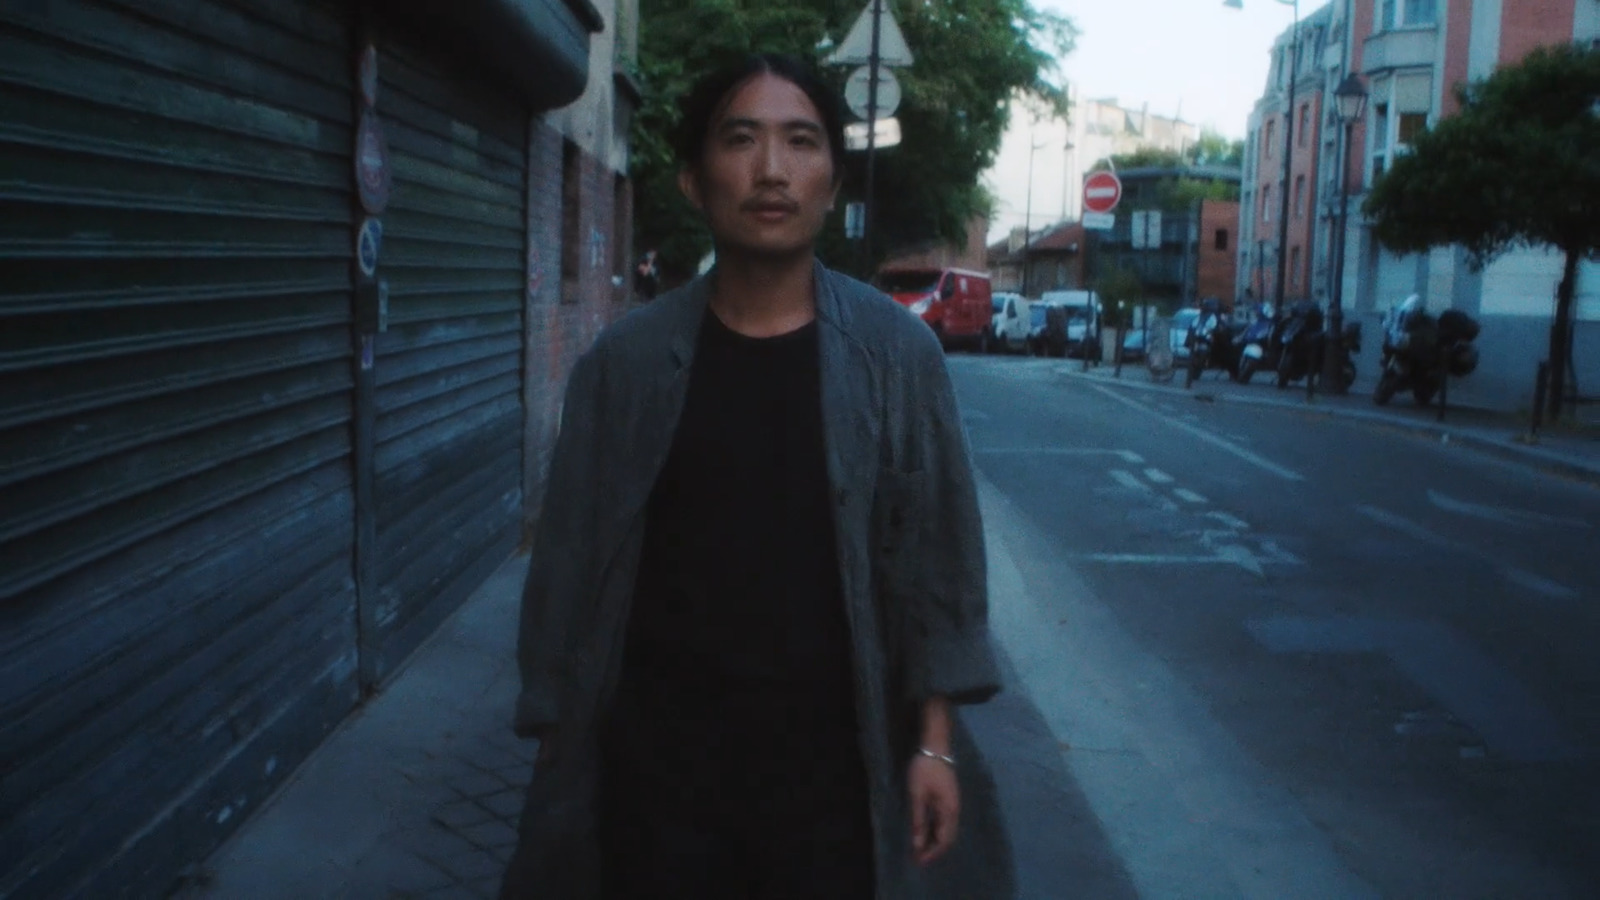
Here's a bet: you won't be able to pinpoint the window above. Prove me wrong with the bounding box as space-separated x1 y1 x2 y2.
1289 247 1301 289
1397 112 1428 146
1265 121 1275 158
1381 0 1395 30
1262 185 1272 221
1293 176 1306 219
1372 103 1390 150
560 140 582 303
1403 0 1437 26
1215 229 1229 252
1299 104 1311 148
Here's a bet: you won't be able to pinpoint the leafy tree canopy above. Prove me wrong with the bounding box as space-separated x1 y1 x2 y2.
1362 43 1600 419
631 0 1077 283
1363 43 1600 268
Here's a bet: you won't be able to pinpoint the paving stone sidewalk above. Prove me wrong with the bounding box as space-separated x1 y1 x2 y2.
178 554 536 900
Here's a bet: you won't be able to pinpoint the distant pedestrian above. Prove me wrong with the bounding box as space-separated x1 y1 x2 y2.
634 249 660 300
501 53 1010 899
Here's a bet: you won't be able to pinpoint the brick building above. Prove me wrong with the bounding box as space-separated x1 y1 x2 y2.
0 0 635 895
1241 0 1600 411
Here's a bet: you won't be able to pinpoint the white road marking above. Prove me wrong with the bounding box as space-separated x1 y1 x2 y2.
1090 384 1305 481
1174 488 1208 504
980 476 1380 899
1110 469 1150 492
975 447 1145 464
1083 553 1240 565
1144 468 1174 484
1206 511 1252 530
1356 505 1579 604
1427 490 1592 529
1501 568 1580 601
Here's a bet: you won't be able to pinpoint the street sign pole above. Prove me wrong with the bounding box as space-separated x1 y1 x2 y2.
861 0 882 275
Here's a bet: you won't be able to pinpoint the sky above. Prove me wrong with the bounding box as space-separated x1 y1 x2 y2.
983 0 1333 242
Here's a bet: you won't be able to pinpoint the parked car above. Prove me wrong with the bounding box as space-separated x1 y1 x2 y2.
1169 308 1200 365
1119 328 1147 363
1026 301 1072 357
1038 289 1102 360
879 267 993 350
986 291 1031 354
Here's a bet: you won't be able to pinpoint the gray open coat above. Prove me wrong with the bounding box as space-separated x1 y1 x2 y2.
502 262 1013 899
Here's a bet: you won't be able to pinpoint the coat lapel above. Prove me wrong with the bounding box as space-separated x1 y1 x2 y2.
814 261 882 513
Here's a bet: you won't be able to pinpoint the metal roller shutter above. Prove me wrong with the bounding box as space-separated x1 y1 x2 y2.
0 1 359 896
366 35 529 680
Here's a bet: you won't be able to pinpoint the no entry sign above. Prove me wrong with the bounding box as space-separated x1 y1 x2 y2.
1083 170 1123 215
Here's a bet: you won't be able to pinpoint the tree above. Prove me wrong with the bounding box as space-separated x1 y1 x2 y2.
1185 129 1245 168
1363 44 1600 420
631 0 1076 285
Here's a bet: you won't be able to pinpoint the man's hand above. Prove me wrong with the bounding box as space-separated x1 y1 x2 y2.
908 753 960 866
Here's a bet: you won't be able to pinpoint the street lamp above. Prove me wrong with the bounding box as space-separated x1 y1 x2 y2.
1022 133 1049 296
1226 0 1300 321
1322 73 1368 392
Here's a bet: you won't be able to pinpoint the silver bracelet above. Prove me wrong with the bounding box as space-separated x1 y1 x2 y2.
917 747 957 768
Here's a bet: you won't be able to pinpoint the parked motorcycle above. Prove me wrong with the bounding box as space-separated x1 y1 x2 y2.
1373 294 1481 406
1275 300 1325 388
1233 302 1279 384
1184 298 1229 388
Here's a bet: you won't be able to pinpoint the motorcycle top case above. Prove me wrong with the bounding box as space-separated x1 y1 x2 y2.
1449 343 1481 376
1437 309 1481 344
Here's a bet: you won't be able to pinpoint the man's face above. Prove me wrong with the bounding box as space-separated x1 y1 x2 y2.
679 73 840 260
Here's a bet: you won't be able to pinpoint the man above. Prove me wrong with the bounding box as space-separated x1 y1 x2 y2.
502 54 1007 899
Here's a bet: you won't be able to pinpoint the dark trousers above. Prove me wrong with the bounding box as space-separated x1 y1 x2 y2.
596 676 875 900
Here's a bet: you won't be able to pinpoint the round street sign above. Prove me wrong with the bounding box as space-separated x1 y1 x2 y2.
356 217 383 279
845 66 901 120
1083 170 1123 215
354 108 392 215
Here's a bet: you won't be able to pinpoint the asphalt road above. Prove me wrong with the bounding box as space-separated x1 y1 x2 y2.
952 354 1600 900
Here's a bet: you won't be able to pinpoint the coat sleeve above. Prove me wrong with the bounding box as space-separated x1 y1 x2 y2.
903 333 1002 707
513 349 602 737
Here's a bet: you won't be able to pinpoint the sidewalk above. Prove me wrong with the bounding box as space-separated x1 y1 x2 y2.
178 554 535 900
1056 360 1600 486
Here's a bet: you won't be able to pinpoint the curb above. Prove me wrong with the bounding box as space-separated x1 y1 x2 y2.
1055 366 1600 488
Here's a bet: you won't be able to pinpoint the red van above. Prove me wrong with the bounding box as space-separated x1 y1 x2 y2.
878 267 993 349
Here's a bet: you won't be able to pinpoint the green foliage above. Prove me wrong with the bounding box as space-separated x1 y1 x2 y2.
1185 129 1245 167
631 0 1077 281
1363 43 1600 268
1095 266 1143 329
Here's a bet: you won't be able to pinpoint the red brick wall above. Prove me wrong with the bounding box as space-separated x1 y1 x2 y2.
522 117 631 535
1287 91 1322 300
1442 0 1476 117
1500 0 1576 65
1198 200 1241 304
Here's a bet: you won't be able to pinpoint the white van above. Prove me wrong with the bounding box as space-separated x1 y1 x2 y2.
986 292 1031 353
1037 289 1102 358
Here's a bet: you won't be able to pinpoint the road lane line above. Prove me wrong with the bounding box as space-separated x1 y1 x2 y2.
1174 488 1208 504
1109 470 1149 492
974 447 1146 464
1089 384 1305 481
1144 468 1174 484
1206 511 1251 530
979 474 1379 899
1356 505 1580 605
1427 489 1592 529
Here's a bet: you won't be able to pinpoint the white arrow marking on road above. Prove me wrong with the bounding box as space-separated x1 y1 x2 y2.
1090 385 1305 481
1144 468 1174 484
1174 488 1208 504
1426 490 1592 529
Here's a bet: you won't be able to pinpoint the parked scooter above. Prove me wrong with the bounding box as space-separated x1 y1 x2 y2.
1233 302 1279 384
1275 300 1325 388
1373 294 1481 406
1184 298 1229 388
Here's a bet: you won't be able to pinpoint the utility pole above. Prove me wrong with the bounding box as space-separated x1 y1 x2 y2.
861 0 883 274
1274 2 1300 319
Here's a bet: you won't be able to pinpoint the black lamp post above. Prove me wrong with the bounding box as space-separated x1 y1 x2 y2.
1322 73 1368 393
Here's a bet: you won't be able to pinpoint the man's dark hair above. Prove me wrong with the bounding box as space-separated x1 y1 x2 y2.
675 53 847 180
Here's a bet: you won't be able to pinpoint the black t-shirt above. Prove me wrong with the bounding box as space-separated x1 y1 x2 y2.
610 308 859 757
